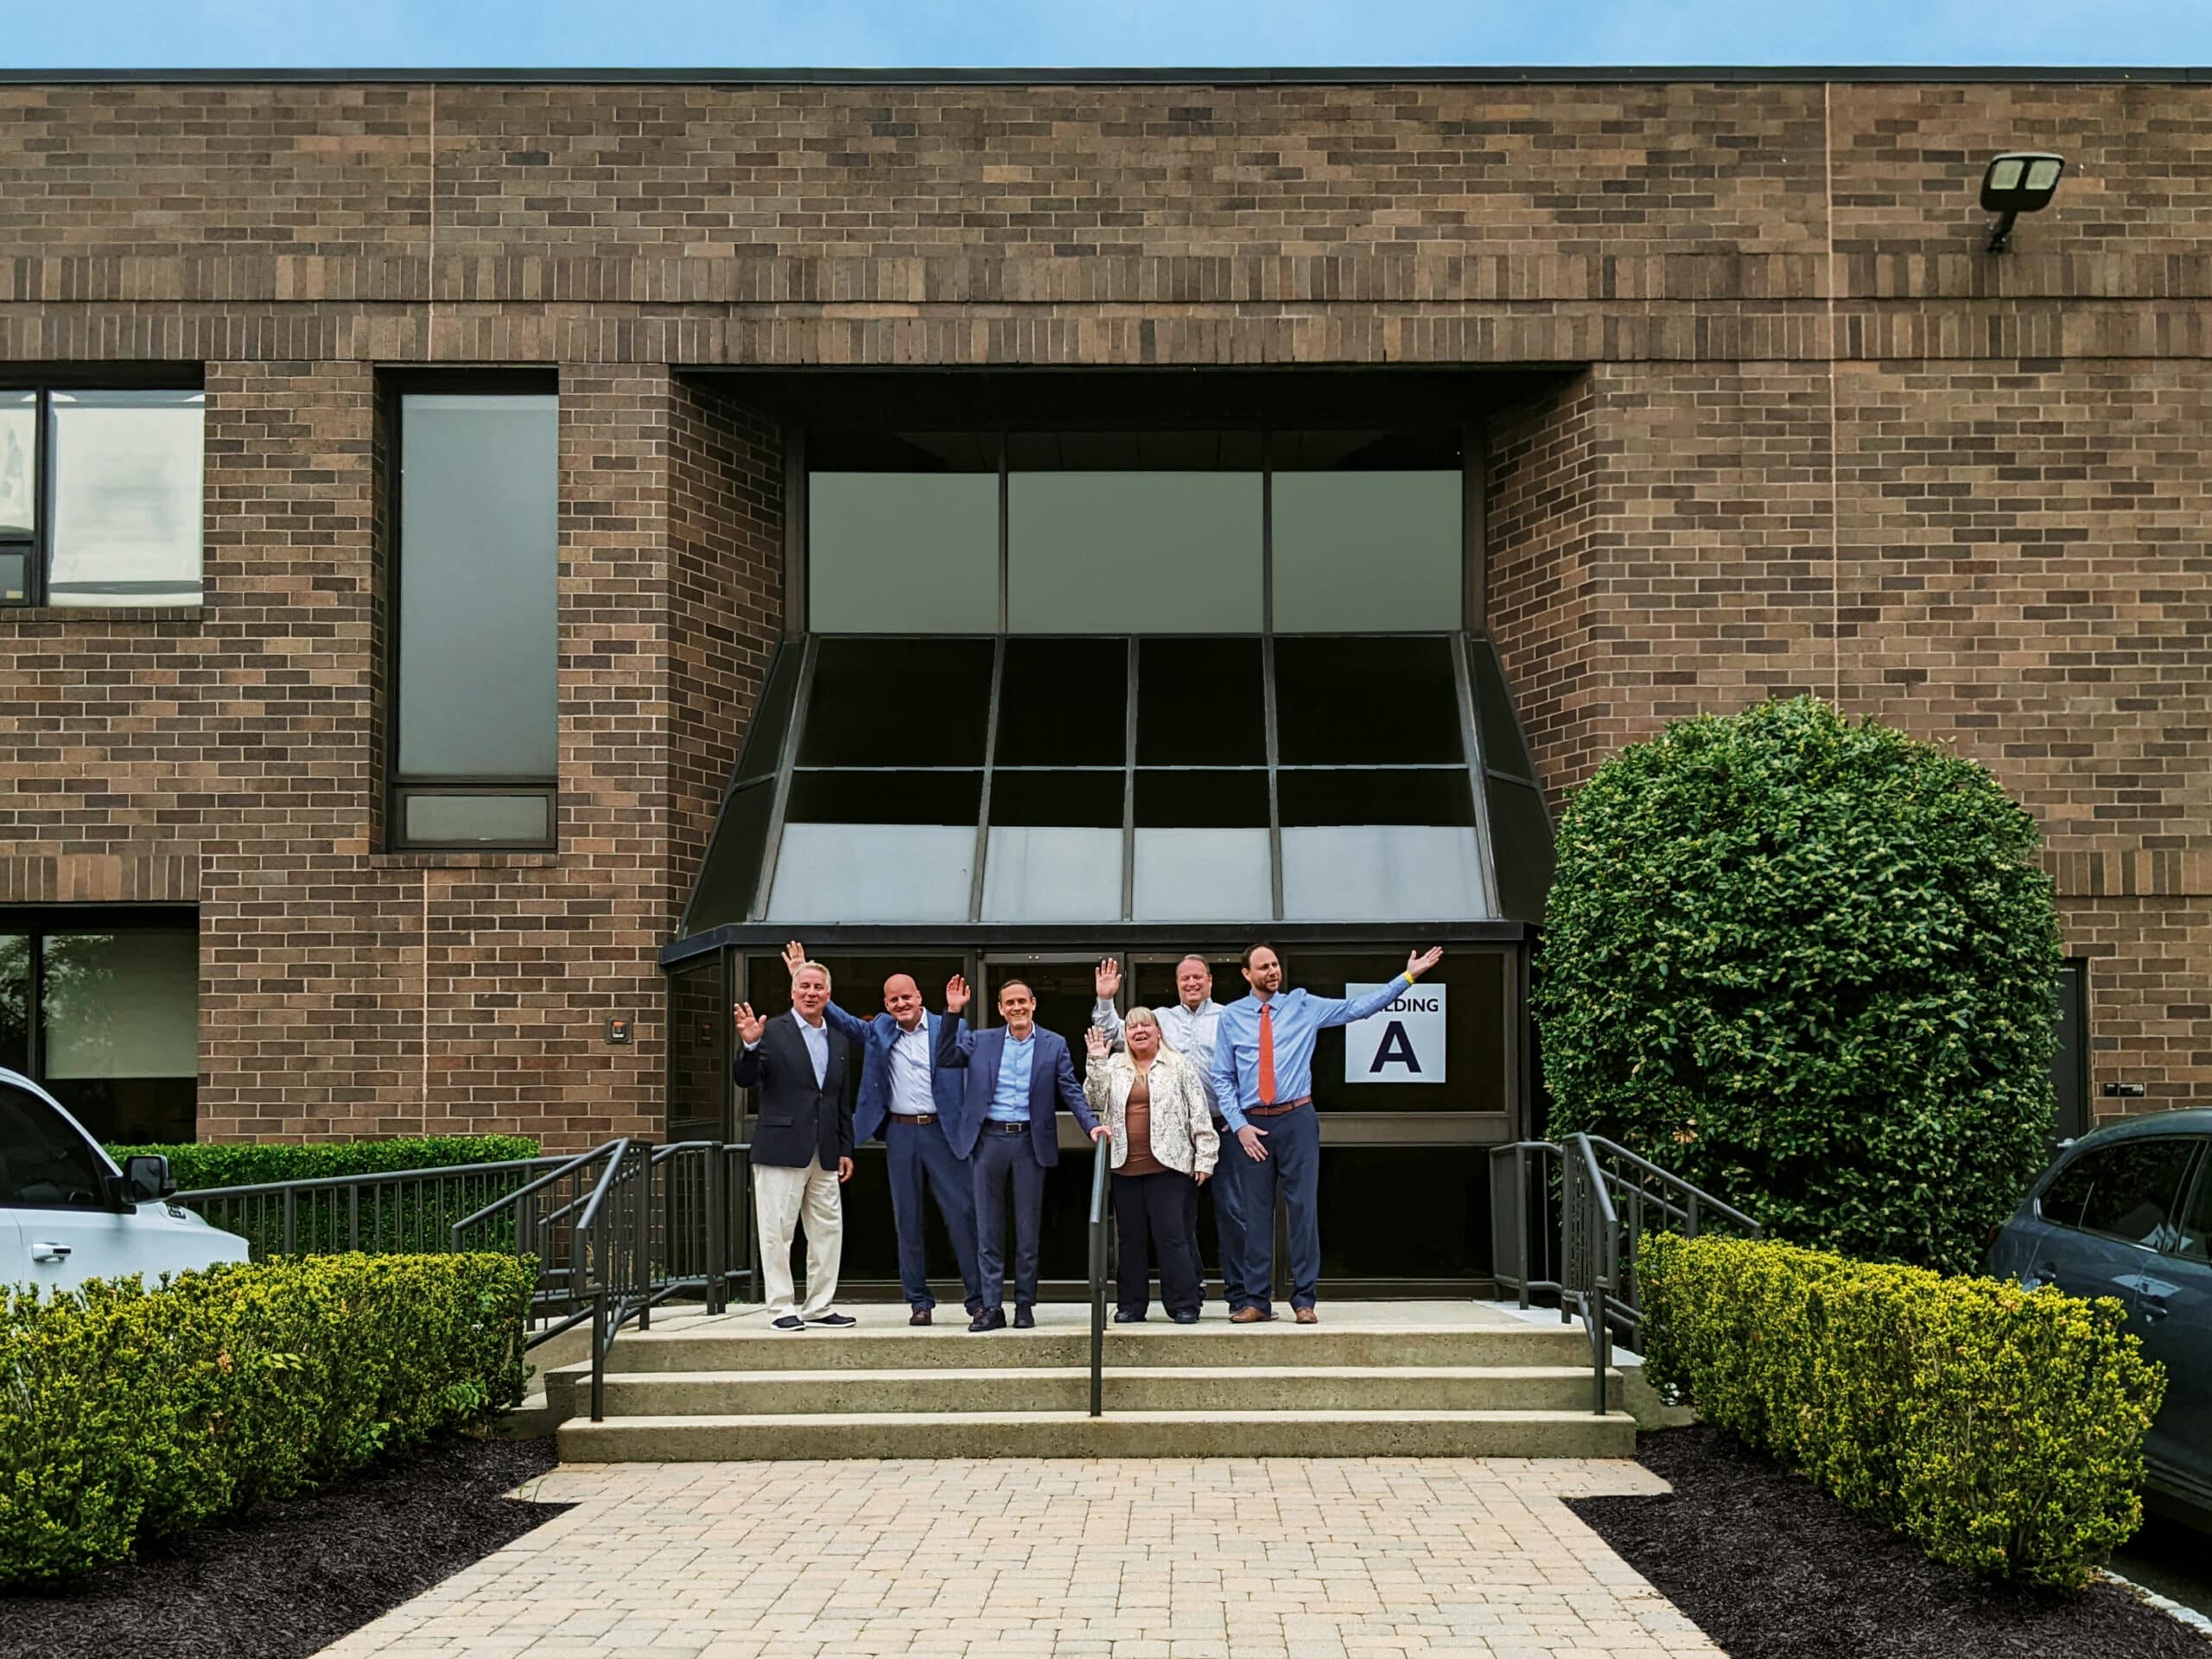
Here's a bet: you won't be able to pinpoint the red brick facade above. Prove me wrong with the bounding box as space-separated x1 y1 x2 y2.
0 73 2205 1141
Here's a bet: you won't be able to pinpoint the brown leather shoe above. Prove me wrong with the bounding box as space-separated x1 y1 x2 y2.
1294 1306 1319 1325
910 1308 932 1326
1229 1306 1276 1324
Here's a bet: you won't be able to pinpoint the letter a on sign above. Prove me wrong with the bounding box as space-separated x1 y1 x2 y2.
1342 983 1446 1084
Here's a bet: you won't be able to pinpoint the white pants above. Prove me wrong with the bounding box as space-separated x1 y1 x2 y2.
754 1156 843 1320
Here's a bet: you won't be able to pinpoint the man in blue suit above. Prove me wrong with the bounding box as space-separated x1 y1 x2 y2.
781 942 984 1327
936 973 1109 1331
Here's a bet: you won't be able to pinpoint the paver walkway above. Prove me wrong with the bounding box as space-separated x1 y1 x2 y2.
317 1457 1721 1659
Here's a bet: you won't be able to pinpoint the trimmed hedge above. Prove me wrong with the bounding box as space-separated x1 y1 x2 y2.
1642 1233 2164 1590
0 1253 532 1587
1536 696 2063 1273
105 1135 542 1192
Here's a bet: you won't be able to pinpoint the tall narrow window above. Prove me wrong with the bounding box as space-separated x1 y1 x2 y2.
393 391 559 849
0 382 205 608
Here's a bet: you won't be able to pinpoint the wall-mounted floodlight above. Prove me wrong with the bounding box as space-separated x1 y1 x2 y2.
1980 152 2065 253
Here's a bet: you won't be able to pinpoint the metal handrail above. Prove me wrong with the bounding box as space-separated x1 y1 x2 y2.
1489 1131 1760 1416
1086 1141 1110 1418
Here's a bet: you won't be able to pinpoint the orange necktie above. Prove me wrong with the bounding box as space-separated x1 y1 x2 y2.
1257 1002 1276 1106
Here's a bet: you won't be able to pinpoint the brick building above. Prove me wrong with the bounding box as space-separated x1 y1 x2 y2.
0 67 2204 1294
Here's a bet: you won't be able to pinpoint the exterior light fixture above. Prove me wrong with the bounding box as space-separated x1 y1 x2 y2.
1980 152 2065 253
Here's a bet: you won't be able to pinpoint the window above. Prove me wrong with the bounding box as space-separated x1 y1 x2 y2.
0 383 206 607
392 387 559 848
2041 1138 2197 1249
0 914 199 1144
0 1082 110 1208
807 432 998 633
2179 1157 2212 1262
1269 429 1463 633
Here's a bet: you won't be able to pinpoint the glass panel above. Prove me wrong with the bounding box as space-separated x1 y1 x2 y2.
2024 159 2062 191
2048 1140 2196 1248
1007 467 1262 633
735 645 803 786
1485 775 1556 924
1279 769 1474 827
2181 1158 2212 1263
0 391 34 537
0 549 27 605
1133 829 1273 921
1135 768 1268 828
41 931 198 1080
1316 1147 1487 1277
990 769 1123 828
1273 636 1465 765
1986 158 2024 193
398 393 557 778
1273 458 1462 633
0 1082 110 1206
684 780 774 932
808 470 998 633
403 792 551 846
1281 827 1487 920
995 638 1127 767
785 770 982 824
1468 636 1538 781
767 824 976 922
798 639 994 766
0 934 25 1071
47 390 205 606
666 956 728 1141
1138 638 1265 766
1284 950 1508 1116
982 828 1122 921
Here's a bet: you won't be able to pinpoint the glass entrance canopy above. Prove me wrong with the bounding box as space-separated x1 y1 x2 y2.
678 630 1554 936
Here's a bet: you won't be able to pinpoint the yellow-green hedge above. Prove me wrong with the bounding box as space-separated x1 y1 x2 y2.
1641 1233 2164 1590
0 1253 533 1588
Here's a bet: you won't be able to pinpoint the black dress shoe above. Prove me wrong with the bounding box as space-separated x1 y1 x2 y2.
969 1309 1007 1332
1171 1311 1200 1324
771 1314 805 1331
1114 1310 1146 1324
808 1312 857 1328
1013 1306 1036 1329
910 1307 932 1326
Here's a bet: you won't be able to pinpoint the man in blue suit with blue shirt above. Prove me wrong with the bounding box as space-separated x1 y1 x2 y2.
779 941 985 1327
936 972 1109 1331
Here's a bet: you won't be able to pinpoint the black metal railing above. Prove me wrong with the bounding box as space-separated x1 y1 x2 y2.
178 1137 756 1425
1490 1132 1760 1414
1086 1146 1110 1418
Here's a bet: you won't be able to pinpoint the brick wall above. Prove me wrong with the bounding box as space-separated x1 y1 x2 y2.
0 73 2207 1139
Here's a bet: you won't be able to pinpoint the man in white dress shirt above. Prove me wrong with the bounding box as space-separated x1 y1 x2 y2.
1090 954 1252 1317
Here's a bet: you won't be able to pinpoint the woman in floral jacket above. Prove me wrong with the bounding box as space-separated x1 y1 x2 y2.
1083 1007 1220 1323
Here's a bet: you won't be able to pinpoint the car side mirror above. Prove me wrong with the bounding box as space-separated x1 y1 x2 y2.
120 1154 175 1203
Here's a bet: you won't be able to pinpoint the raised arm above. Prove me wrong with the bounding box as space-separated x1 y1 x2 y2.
819 998 869 1045
934 976 979 1069
1091 957 1128 1052
731 1001 768 1087
1313 946 1446 1028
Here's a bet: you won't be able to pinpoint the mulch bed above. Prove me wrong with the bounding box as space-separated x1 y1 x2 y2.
1570 1425 2212 1659
0 1435 567 1659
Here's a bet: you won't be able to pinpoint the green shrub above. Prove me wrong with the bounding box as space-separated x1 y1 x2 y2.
1642 1233 2163 1589
1535 696 2063 1272
0 1252 531 1588
105 1135 541 1192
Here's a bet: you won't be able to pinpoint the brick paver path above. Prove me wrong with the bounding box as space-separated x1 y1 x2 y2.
318 1458 1720 1659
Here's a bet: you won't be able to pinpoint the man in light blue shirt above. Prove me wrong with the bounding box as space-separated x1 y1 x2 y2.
1211 941 1445 1324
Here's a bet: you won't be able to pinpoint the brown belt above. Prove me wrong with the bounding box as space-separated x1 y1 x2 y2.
889 1114 940 1127
1245 1096 1312 1118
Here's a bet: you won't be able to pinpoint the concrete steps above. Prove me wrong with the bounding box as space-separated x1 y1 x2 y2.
557 1408 1635 1462
543 1302 1637 1462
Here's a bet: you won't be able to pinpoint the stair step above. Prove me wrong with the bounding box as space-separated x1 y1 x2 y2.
585 1324 1596 1375
556 1408 1640 1462
558 1363 1623 1418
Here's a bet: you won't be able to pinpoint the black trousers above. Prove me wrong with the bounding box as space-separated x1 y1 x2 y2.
1112 1168 1200 1319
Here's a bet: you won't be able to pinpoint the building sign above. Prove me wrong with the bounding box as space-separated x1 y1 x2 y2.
1343 982 1446 1084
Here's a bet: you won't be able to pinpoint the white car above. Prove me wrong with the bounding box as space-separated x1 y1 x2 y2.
0 1066 248 1294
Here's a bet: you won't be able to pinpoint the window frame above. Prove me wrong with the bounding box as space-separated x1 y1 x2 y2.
0 371 208 611
0 1078 117 1211
2039 1135 2202 1251
384 371 562 852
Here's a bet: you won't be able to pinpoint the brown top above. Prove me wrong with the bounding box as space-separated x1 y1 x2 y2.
1120 1068 1166 1177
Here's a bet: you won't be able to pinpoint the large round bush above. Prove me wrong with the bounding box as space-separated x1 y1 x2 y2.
1535 696 2063 1273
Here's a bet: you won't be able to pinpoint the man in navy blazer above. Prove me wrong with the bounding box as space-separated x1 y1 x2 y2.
779 942 986 1328
936 973 1109 1331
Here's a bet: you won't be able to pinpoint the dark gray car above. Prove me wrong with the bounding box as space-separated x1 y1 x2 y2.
1986 1109 2212 1515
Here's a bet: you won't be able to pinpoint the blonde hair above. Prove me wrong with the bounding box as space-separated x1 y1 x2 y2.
1124 1007 1180 1061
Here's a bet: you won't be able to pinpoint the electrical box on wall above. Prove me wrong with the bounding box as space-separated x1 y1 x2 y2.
605 1016 632 1046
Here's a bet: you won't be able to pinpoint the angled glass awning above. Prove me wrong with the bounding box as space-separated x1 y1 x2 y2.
676 631 1554 944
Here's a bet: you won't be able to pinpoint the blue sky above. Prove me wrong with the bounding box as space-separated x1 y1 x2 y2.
7 2 2212 69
